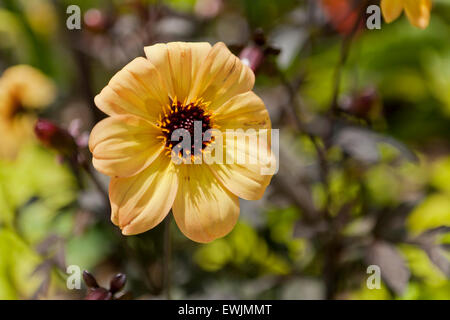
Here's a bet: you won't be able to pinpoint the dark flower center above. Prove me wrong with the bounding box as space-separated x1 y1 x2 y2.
158 99 213 155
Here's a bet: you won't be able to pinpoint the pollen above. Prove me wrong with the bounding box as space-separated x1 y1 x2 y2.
157 98 214 157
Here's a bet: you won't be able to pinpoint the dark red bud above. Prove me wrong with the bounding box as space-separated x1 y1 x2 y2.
84 9 108 32
239 46 264 72
85 288 112 300
109 273 127 294
340 87 379 119
82 270 99 288
35 119 78 157
34 119 59 144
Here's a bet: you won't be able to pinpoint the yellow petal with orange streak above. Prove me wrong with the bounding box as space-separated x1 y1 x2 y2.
213 91 271 131
144 42 212 101
207 130 275 201
188 42 255 110
109 153 178 235
94 57 168 121
172 164 239 243
89 115 164 178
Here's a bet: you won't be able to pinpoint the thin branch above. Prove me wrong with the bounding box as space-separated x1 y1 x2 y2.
81 160 110 211
163 214 172 300
278 70 329 219
329 1 368 117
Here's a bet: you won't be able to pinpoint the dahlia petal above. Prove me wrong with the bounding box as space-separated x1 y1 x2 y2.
381 0 404 23
190 42 212 81
143 43 175 99
208 91 274 200
213 91 271 131
172 165 240 243
188 42 255 110
167 42 193 101
124 56 171 108
208 131 275 200
89 115 164 178
109 154 178 235
94 57 168 121
404 0 431 29
144 42 212 101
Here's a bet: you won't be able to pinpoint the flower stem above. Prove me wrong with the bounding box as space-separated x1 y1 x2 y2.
163 214 172 300
329 0 368 116
81 161 110 212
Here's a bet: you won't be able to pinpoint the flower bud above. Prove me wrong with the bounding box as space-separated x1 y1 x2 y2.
82 270 99 288
84 9 109 33
240 46 264 72
339 87 380 119
85 288 112 300
34 119 78 157
109 273 127 294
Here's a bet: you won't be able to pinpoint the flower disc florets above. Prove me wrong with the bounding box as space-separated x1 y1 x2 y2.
157 98 215 158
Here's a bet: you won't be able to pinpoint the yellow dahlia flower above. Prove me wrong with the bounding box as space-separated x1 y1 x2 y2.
0 65 56 159
381 0 432 29
89 42 275 243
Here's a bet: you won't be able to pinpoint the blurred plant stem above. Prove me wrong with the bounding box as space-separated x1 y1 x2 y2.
329 0 368 117
278 70 328 221
81 160 110 210
163 214 172 300
324 2 369 300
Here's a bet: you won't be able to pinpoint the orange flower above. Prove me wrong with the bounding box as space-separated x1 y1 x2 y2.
0 65 55 159
320 0 364 35
381 0 432 29
89 42 275 243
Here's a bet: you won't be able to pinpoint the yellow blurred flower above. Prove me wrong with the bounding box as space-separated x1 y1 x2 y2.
0 65 56 159
381 0 432 29
21 0 58 37
89 42 275 243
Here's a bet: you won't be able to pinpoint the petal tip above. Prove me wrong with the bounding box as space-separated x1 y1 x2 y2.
121 224 139 236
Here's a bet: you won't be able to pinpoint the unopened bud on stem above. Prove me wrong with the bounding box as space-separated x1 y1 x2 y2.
109 273 127 294
34 119 78 157
82 270 99 288
240 46 264 72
